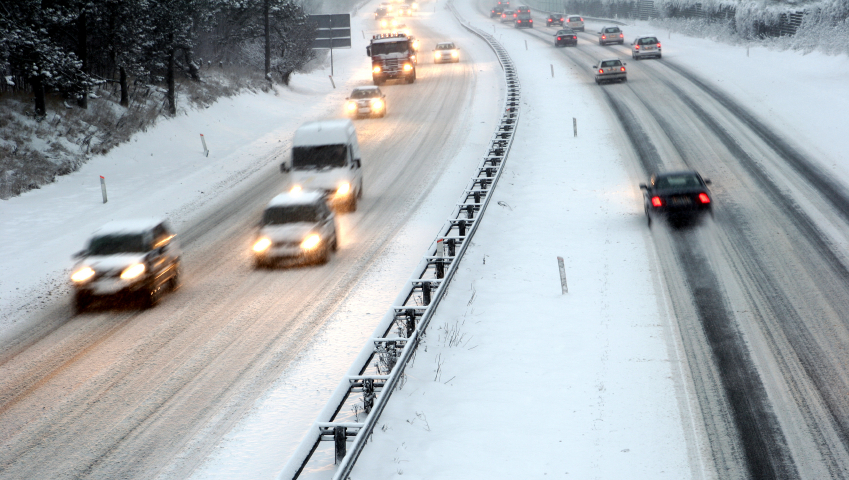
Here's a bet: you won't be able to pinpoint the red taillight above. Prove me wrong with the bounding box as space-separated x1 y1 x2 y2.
620 66 626 72
620 33 624 38
635 45 640 50
657 43 662 48
698 193 711 204
557 36 561 40
580 17 584 21
529 19 532 22
572 35 576 39
566 18 570 21
560 17 564 21
598 69 604 74
517 20 521 23
602 35 606 39
651 197 663 207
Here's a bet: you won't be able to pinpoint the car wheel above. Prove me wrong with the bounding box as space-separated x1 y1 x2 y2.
657 54 662 59
169 262 181 291
74 292 90 314
647 213 652 227
622 77 627 82
140 283 161 310
331 234 338 251
595 78 600 84
619 41 624 45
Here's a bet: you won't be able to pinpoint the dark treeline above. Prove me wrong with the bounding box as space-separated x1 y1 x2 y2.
0 0 316 117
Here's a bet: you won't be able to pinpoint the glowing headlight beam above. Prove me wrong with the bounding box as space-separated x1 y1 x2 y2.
290 185 303 193
71 266 95 283
120 263 146 280
370 99 383 110
301 234 321 251
346 102 357 112
336 182 351 195
253 237 272 253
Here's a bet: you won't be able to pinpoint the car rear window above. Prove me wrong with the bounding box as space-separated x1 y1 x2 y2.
639 37 658 44
600 60 621 67
569 16 581 21
605 27 620 33
656 175 701 188
263 206 320 225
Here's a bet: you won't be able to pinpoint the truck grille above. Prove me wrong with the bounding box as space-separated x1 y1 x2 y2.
381 58 402 73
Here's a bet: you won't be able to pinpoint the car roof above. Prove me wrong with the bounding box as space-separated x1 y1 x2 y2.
637 34 659 38
436 42 455 47
598 58 621 62
267 190 325 208
94 218 165 236
352 86 380 92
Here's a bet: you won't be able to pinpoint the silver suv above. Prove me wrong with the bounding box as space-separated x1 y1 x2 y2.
70 219 182 312
631 35 662 59
598 26 624 45
252 190 339 268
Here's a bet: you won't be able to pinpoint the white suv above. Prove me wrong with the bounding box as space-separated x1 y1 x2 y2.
598 26 624 45
631 35 662 59
565 15 584 31
251 191 339 268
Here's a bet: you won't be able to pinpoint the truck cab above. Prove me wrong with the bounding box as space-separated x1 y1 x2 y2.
281 119 364 212
367 33 417 85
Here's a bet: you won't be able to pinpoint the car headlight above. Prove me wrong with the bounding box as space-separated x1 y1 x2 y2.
380 20 387 27
301 234 321 251
412 40 419 49
253 237 272 253
71 266 95 283
434 52 440 60
371 99 384 110
336 182 352 196
451 51 458 58
373 65 381 74
391 19 397 26
290 185 302 193
347 101 357 112
403 63 412 71
412 2 418 9
120 263 146 280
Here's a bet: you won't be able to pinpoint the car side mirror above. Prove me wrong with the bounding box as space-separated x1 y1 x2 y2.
73 250 86 259
623 62 627 65
592 65 597 69
639 183 648 190
280 163 290 173
704 178 712 185
353 159 361 169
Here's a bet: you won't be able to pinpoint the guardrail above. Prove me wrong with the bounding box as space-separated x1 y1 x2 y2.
277 4 520 479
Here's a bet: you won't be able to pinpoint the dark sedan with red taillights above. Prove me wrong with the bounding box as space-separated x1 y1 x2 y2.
640 171 712 226
554 28 577 47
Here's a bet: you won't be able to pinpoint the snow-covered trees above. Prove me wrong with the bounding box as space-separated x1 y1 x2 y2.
0 0 317 116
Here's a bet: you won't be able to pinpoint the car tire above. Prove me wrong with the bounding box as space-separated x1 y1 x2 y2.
622 77 627 82
595 78 600 84
657 54 662 59
140 283 160 310
647 213 652 227
169 262 181 291
331 234 338 251
619 40 624 45
74 292 90 314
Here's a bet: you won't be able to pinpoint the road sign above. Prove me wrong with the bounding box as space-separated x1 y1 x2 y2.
309 14 351 77
310 14 351 49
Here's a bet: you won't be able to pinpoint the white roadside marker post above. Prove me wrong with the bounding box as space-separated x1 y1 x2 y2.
550 64 554 78
573 118 577 137
100 175 108 203
525 39 528 50
436 238 445 278
557 256 568 294
200 134 209 157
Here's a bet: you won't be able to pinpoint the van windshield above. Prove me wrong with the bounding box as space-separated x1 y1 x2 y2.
292 145 347 170
371 41 409 55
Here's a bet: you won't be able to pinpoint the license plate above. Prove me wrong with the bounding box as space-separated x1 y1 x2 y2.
671 196 692 206
359 108 370 113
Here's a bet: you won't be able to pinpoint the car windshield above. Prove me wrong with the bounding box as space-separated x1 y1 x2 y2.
639 37 658 44
292 145 347 169
351 89 379 99
600 60 621 67
262 206 320 225
436 43 455 50
604 28 619 33
371 41 409 55
88 234 149 255
656 174 702 189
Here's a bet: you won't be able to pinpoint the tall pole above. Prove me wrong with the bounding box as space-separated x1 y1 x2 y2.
330 16 334 77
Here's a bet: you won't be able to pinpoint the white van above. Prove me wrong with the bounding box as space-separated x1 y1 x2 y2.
281 119 364 212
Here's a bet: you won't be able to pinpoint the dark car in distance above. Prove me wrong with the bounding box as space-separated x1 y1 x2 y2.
554 28 577 47
640 171 713 226
515 11 533 28
547 14 564 26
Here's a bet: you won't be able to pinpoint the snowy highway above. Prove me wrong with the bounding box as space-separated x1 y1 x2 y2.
3 0 849 478
0 6 503 479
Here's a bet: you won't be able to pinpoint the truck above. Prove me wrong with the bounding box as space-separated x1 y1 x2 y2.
367 33 417 85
